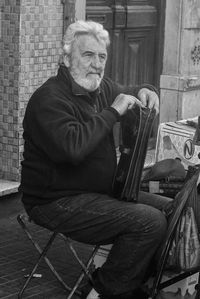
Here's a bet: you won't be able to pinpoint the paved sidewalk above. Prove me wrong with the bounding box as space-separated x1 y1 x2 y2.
0 193 93 299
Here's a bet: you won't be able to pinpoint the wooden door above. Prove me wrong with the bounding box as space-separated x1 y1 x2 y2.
86 0 165 140
86 0 164 89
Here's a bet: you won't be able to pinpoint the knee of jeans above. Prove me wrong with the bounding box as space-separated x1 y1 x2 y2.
126 207 167 238
150 209 167 241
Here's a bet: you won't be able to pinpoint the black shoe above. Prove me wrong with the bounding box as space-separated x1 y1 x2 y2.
106 292 133 299
103 289 144 299
80 282 93 299
80 284 129 299
131 288 149 299
81 286 149 299
107 288 149 299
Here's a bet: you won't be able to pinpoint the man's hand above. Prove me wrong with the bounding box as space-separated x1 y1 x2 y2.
111 93 144 116
137 88 159 114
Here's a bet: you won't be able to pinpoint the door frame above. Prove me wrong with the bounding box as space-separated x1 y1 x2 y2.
154 0 166 89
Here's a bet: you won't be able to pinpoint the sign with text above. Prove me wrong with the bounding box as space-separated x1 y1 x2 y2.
155 120 200 169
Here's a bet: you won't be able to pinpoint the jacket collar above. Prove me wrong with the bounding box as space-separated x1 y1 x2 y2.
58 64 101 99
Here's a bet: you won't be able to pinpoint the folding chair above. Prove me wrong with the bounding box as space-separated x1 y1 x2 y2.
17 213 99 299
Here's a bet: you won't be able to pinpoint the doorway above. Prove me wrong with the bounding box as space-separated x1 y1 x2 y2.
86 0 165 143
86 0 165 89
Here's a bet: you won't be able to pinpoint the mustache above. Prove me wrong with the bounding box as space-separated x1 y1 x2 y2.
87 71 103 77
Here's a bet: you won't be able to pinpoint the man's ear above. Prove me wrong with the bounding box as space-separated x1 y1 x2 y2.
63 54 70 67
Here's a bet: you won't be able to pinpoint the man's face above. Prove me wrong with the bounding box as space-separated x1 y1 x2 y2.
67 34 107 91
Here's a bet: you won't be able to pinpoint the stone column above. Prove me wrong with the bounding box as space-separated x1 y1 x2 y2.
160 0 200 123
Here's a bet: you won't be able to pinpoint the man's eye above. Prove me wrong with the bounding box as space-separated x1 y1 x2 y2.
100 55 106 60
84 52 93 57
99 55 107 62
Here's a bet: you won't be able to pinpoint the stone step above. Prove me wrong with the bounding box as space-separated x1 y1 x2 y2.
0 180 20 197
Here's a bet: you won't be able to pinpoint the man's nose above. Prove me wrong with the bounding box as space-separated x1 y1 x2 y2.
91 55 102 68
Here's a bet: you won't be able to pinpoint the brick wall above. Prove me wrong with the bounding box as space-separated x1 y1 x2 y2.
0 0 63 181
0 0 21 181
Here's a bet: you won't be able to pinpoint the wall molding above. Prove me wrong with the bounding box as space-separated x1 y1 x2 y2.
160 74 200 91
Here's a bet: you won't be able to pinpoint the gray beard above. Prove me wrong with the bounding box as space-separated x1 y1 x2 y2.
70 70 103 91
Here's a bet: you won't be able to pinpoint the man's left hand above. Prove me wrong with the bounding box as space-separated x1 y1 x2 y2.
137 88 159 114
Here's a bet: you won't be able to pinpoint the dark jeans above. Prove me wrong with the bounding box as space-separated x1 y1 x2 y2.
25 191 173 296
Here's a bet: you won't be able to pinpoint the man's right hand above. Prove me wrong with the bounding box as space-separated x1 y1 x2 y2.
111 93 144 116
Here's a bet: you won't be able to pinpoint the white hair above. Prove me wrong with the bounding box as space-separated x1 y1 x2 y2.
62 20 110 59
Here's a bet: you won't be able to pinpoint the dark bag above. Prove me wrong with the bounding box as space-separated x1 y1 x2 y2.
141 158 186 197
112 105 156 202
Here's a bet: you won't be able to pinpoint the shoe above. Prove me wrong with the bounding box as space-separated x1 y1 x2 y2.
131 288 150 299
80 282 93 299
102 289 146 299
81 285 149 299
106 292 133 299
80 281 104 299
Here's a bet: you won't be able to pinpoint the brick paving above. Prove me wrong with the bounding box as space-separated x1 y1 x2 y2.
0 193 93 299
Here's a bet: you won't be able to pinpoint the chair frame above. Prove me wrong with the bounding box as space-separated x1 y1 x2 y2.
17 214 99 299
148 166 200 299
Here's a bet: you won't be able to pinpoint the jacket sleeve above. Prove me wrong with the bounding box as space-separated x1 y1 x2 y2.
24 88 119 165
102 77 159 106
110 81 159 99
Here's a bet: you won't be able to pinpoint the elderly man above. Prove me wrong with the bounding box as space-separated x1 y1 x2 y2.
20 20 171 299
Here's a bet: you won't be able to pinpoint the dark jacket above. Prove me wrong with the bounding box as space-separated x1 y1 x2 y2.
20 65 146 207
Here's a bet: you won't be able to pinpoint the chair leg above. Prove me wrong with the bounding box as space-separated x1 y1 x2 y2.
17 215 74 298
18 214 98 298
67 239 99 283
66 243 99 299
18 231 57 298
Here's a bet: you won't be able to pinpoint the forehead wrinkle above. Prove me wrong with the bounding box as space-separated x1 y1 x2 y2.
75 34 107 56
